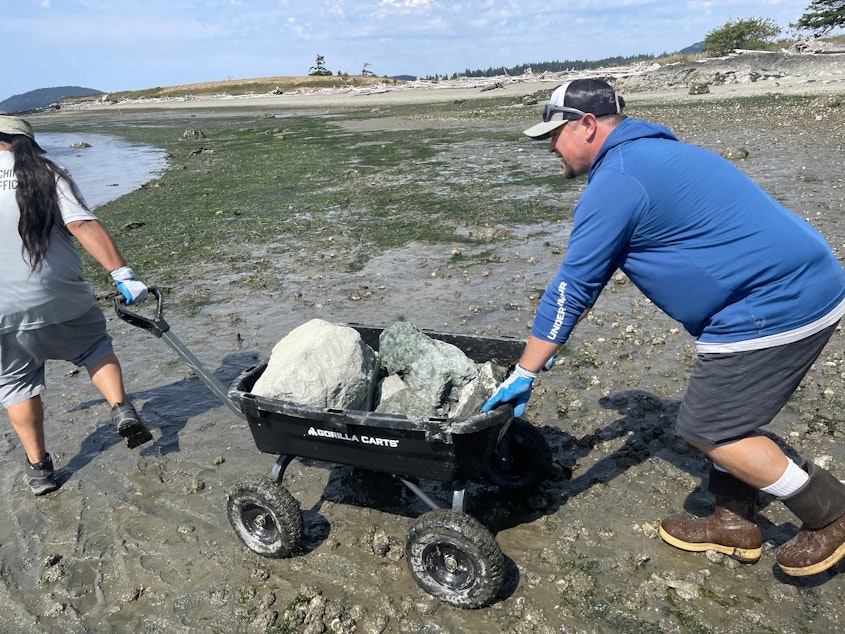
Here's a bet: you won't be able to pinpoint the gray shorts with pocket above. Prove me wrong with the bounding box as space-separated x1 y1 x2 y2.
0 305 114 408
676 323 838 447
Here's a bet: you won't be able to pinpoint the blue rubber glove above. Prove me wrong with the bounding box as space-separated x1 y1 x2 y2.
110 266 148 305
543 354 556 371
482 364 539 417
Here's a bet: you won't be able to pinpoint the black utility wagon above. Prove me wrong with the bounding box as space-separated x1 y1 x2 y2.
117 289 552 608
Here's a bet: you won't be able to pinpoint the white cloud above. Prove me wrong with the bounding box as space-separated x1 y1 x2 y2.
378 0 433 9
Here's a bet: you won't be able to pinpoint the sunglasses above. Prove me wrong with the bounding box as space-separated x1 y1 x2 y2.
542 104 587 123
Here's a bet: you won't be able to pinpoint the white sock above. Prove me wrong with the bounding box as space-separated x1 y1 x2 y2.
762 459 809 497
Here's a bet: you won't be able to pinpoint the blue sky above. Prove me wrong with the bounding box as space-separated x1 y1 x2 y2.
4 0 815 101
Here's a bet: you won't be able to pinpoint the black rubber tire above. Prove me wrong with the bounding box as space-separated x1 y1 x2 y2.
227 477 303 558
405 509 504 608
483 417 552 492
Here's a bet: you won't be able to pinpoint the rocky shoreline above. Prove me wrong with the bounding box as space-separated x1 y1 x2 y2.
52 50 845 113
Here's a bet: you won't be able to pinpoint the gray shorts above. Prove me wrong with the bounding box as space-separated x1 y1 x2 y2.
0 305 114 408
676 323 838 447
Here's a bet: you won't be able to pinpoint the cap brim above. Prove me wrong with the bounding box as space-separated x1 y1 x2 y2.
523 120 566 140
0 117 35 140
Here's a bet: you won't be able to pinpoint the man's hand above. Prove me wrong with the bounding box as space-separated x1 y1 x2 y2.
482 365 539 417
110 266 148 305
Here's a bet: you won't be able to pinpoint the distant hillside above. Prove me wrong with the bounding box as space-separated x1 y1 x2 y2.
0 86 104 114
680 41 704 55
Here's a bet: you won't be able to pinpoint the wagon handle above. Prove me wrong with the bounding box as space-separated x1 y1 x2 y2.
113 286 245 419
114 286 170 338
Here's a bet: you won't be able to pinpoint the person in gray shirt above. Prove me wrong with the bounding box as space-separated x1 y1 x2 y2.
0 115 153 496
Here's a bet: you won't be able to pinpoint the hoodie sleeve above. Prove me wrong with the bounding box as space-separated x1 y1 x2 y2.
531 170 647 344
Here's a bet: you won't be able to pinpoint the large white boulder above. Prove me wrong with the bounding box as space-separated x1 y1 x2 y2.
251 319 378 410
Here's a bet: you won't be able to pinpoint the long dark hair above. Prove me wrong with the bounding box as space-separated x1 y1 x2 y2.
1 132 82 272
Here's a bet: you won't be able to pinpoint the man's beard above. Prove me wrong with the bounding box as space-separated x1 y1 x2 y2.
560 158 578 180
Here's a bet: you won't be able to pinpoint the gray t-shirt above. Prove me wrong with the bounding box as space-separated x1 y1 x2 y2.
0 151 98 334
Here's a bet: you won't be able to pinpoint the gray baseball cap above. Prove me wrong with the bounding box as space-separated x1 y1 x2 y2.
524 79 624 139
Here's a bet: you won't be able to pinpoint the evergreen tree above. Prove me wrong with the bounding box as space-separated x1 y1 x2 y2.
794 0 845 34
308 55 332 76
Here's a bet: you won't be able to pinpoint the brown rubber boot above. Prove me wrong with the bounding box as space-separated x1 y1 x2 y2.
777 462 845 576
659 465 762 562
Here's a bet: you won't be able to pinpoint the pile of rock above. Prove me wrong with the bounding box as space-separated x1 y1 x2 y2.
613 50 845 95
251 319 505 418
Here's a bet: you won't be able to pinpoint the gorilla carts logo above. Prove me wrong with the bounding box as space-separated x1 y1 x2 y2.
307 427 399 448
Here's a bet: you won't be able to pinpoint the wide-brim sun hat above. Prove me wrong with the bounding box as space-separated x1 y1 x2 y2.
0 116 36 140
524 78 624 139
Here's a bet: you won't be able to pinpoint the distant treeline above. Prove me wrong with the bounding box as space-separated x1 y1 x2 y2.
423 43 705 81
454 53 661 79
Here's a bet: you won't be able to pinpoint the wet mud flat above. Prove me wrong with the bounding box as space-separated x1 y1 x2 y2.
2 79 845 632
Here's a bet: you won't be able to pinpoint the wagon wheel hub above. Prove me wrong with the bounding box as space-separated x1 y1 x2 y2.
443 554 459 573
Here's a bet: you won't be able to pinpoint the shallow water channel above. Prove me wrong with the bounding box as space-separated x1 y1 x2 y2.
39 132 167 209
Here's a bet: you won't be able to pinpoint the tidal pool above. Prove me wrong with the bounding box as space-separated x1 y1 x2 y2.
39 132 167 209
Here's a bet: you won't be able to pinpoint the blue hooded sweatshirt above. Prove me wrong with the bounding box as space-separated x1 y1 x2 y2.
531 118 845 349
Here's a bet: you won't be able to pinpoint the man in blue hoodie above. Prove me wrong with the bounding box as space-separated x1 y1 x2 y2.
484 79 845 577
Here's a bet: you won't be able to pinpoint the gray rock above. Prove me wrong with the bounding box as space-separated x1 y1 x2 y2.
810 95 842 110
376 334 504 417
450 361 507 419
182 128 206 140
376 374 405 403
374 374 434 415
251 319 378 410
375 382 438 416
378 321 478 416
721 147 749 161
253 319 505 418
